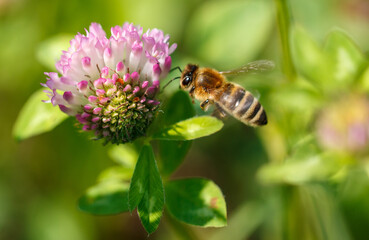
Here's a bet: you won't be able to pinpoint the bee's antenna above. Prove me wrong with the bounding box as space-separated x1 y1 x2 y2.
170 66 182 73
162 76 181 91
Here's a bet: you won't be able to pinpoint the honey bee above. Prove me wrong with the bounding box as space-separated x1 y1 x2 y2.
179 60 274 127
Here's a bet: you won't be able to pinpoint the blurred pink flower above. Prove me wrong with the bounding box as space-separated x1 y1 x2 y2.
42 22 176 144
316 94 369 153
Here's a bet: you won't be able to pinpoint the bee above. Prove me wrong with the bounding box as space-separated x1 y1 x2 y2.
179 60 274 127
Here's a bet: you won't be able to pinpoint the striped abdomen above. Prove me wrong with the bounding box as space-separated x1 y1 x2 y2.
217 83 267 127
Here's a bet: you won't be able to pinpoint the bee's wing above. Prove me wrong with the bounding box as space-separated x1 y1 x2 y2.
219 60 275 77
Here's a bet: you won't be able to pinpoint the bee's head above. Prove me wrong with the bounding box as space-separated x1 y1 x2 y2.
180 64 198 91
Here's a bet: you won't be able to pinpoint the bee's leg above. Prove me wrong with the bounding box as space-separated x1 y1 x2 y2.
200 99 213 111
189 86 196 104
212 103 228 119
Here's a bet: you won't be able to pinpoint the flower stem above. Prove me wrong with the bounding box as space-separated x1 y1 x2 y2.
274 0 296 81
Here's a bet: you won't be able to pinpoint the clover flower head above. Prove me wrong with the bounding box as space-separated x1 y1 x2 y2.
42 22 177 144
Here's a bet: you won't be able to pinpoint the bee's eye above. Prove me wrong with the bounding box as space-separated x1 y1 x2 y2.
182 76 192 86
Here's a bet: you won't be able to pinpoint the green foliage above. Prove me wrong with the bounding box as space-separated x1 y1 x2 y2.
324 29 367 86
186 0 273 69
12 88 68 140
161 91 195 125
78 144 139 216
358 64 369 92
284 185 351 240
10 0 369 238
108 143 138 168
128 145 164 233
210 202 264 240
340 169 369 240
97 166 133 182
258 136 343 185
78 180 130 215
258 151 345 185
159 91 195 176
291 25 368 92
165 178 227 227
153 116 223 141
36 34 74 71
159 141 192 176
290 25 333 88
72 89 225 233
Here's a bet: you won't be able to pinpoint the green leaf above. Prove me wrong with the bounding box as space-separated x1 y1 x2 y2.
290 25 333 87
128 145 151 210
78 180 129 215
358 66 369 92
137 187 164 234
186 0 273 69
13 89 68 141
36 34 74 70
159 141 192 176
108 143 138 168
165 178 227 227
153 116 223 141
162 90 196 125
291 25 368 91
324 29 367 85
128 145 164 234
159 91 195 176
257 138 347 185
97 166 133 182
257 154 341 185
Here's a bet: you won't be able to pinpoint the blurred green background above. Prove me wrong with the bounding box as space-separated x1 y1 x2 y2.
2 0 369 239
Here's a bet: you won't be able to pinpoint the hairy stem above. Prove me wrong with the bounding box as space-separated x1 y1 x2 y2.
275 0 296 81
